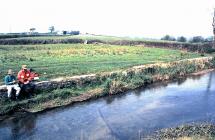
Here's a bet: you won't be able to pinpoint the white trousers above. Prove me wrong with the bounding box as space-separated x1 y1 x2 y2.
6 84 21 98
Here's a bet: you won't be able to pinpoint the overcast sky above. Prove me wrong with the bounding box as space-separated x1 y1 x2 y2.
0 0 215 38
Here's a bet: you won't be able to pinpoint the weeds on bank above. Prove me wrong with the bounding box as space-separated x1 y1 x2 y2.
0 85 100 114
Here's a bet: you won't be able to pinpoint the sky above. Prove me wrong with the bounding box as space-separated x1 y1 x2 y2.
0 0 215 38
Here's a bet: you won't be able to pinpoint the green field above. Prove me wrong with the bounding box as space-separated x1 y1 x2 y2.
10 34 127 41
0 44 201 84
2 34 149 41
4 34 180 44
0 43 209 115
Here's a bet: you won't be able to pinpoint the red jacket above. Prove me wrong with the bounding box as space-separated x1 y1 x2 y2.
30 72 39 80
17 69 31 84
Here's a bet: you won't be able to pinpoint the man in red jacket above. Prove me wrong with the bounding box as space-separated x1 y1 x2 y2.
17 65 35 97
18 65 31 84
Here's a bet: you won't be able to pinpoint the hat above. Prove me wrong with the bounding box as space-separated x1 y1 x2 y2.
8 69 13 74
22 65 27 69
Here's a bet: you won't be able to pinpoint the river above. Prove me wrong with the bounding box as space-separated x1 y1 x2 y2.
0 71 214 140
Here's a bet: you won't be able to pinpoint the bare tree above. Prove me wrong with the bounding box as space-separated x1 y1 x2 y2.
213 8 215 48
49 26 55 34
29 28 36 34
207 9 215 92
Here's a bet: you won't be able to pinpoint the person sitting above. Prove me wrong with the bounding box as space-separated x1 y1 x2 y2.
17 65 35 97
4 69 21 99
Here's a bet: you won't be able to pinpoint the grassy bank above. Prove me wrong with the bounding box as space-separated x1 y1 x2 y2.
0 44 201 83
0 57 214 116
0 85 103 115
147 123 215 140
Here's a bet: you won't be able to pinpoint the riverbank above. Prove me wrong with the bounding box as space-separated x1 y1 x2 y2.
0 56 214 119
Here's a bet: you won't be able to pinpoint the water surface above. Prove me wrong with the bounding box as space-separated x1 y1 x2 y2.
0 72 215 140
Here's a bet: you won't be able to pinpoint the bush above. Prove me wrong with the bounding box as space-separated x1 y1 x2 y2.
204 36 213 42
205 48 215 54
161 35 176 41
177 36 187 42
70 31 80 35
189 36 205 43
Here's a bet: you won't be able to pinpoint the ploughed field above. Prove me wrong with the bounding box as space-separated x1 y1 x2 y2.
0 44 201 83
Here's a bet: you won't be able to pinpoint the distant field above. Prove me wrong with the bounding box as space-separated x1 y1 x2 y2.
0 44 201 84
3 34 179 43
12 35 126 41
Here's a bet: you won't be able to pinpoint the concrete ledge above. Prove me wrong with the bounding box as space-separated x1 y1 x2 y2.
0 85 6 90
0 74 97 95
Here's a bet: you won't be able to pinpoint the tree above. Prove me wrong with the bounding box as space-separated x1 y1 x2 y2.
213 8 215 48
63 30 67 35
204 36 213 42
29 28 36 34
189 36 205 43
161 35 170 40
70 31 80 35
49 26 55 33
177 36 187 42
161 35 176 41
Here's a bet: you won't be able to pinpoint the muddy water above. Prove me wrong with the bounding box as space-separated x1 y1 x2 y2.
0 72 215 140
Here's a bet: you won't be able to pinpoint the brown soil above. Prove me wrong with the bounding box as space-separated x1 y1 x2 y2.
190 69 214 76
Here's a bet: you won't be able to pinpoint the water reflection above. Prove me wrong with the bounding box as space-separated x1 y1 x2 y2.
207 72 213 92
0 114 37 139
104 93 127 104
104 96 115 104
176 77 186 85
133 89 142 97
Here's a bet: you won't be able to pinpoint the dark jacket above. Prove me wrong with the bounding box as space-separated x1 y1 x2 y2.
4 75 16 85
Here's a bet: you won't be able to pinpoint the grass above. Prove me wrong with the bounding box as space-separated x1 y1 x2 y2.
0 85 102 115
0 42 205 115
177 136 215 140
3 34 186 44
0 54 213 115
4 34 158 41
149 123 215 140
0 44 201 83
11 34 125 40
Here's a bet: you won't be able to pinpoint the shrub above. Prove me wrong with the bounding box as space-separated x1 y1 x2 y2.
189 36 205 43
177 36 187 42
161 35 176 41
